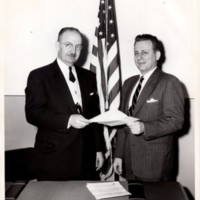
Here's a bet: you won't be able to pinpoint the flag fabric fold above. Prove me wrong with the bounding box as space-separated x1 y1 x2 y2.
90 0 122 180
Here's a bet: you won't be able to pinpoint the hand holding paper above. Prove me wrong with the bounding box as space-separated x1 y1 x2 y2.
89 109 139 127
123 116 144 135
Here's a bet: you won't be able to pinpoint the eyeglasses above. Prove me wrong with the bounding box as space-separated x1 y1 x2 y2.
59 42 82 51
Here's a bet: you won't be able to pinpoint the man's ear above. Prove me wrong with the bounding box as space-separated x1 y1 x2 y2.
156 51 161 61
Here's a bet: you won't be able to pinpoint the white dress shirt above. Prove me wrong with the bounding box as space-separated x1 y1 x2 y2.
57 58 82 107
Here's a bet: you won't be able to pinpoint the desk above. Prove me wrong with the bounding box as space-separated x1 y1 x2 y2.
17 181 128 200
17 181 189 200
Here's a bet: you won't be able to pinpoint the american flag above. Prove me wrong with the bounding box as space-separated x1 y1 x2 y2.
90 0 122 180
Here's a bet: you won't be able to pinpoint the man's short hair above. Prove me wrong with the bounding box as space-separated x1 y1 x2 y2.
57 27 82 42
134 34 162 53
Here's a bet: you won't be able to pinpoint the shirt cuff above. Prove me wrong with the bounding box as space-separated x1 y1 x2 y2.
67 115 72 129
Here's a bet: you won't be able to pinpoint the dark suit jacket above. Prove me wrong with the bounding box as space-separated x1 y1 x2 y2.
115 68 185 180
25 60 104 180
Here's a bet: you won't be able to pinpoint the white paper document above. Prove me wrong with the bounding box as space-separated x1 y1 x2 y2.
89 109 128 126
86 181 131 199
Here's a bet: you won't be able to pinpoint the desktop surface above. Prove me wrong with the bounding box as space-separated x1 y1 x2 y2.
16 180 189 200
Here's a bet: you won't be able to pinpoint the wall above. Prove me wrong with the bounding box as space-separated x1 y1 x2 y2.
3 0 199 96
2 0 200 198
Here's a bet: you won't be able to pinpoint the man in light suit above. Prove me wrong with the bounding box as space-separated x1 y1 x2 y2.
25 27 104 181
114 34 184 181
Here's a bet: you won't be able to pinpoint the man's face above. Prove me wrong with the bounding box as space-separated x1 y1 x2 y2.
134 40 160 75
57 30 82 66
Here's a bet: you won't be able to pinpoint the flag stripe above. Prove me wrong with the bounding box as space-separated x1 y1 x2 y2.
108 80 120 105
107 55 118 80
98 40 107 102
90 63 96 74
109 93 120 110
92 46 98 57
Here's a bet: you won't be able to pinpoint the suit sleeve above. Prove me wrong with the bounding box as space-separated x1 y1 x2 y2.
89 74 105 152
143 77 185 140
25 70 70 132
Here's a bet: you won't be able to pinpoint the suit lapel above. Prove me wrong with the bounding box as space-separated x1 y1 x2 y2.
133 68 161 115
52 60 76 113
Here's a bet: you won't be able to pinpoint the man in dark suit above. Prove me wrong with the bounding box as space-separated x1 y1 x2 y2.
25 27 105 181
113 34 184 181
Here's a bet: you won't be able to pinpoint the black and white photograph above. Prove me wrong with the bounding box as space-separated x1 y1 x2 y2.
1 0 200 199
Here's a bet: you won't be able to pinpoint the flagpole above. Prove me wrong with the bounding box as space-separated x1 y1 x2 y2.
105 0 109 111
105 0 109 47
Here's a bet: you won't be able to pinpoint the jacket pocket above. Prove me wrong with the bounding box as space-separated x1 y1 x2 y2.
36 139 57 153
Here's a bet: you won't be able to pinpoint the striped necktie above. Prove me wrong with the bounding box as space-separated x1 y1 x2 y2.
69 66 76 82
129 76 144 115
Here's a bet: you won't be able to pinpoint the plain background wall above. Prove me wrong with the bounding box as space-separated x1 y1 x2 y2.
1 0 200 199
3 0 199 96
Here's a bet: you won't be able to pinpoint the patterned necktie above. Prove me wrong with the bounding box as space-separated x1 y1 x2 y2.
69 66 76 82
129 76 144 115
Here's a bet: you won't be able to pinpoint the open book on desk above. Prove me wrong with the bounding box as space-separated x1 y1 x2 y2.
89 109 138 127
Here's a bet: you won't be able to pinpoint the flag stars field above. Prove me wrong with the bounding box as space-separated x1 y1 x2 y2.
109 19 113 24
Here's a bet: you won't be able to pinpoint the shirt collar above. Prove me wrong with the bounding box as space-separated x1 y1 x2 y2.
57 58 77 79
57 58 73 73
140 67 157 80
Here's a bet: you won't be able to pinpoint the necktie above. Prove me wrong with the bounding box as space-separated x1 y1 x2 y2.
129 76 144 115
69 66 76 82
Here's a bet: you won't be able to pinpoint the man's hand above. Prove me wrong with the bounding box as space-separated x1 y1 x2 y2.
122 116 144 135
69 114 90 129
96 152 104 171
113 158 123 175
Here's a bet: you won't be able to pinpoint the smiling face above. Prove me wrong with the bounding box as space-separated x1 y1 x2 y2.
134 40 160 75
57 30 82 66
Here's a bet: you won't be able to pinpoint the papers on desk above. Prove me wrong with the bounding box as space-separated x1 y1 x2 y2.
89 109 128 127
86 181 131 199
